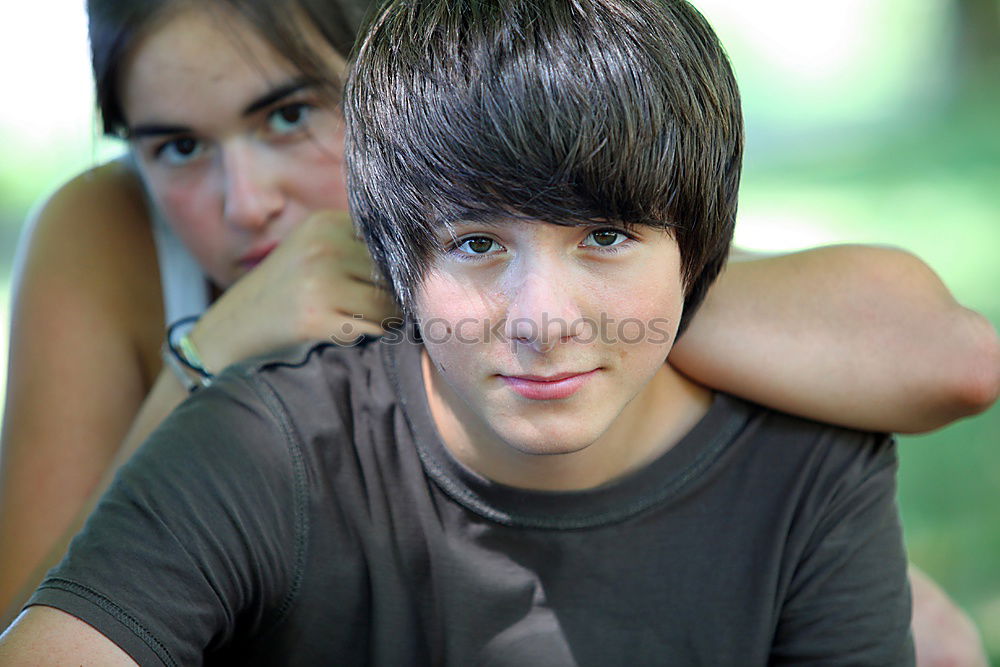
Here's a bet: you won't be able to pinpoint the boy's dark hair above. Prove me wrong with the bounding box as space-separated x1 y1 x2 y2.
346 0 743 335
88 0 379 137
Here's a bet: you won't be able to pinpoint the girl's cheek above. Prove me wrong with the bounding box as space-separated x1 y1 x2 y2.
160 179 218 235
293 147 349 210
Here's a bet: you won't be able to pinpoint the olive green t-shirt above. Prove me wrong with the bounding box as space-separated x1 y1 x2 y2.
29 337 913 666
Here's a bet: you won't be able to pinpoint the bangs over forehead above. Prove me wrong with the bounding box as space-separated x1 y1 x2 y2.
346 0 742 326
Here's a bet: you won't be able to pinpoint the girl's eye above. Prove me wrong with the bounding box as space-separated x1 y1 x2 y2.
156 136 204 166
582 229 629 248
455 236 502 256
267 103 311 135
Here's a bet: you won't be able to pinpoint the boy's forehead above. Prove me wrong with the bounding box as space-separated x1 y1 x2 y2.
437 218 559 243
438 215 628 233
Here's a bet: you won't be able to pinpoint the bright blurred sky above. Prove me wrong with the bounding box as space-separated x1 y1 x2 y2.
0 0 121 209
1 1 92 138
700 0 949 123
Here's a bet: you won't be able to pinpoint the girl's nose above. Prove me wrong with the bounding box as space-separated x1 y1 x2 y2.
221 144 285 230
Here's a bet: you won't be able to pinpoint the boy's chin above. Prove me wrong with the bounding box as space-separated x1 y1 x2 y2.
492 419 607 458
503 436 597 458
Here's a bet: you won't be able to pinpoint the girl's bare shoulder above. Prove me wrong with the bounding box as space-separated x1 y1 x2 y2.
29 159 153 256
17 158 165 376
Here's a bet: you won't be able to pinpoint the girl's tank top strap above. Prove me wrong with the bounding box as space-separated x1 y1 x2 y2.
122 152 211 325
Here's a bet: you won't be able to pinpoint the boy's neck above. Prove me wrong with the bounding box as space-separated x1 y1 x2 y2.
422 351 713 492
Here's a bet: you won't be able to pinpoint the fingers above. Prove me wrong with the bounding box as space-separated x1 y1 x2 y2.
321 281 399 327
286 213 379 282
328 314 388 346
340 241 381 283
203 210 402 358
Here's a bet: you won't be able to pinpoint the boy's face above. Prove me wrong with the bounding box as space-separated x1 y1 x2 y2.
415 219 686 481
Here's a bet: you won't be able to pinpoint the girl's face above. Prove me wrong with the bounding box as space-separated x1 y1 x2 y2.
121 6 349 288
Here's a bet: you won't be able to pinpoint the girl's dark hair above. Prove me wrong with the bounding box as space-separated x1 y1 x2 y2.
88 0 378 137
346 0 743 335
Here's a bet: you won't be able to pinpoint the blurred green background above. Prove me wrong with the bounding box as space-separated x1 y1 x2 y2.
1 0 998 658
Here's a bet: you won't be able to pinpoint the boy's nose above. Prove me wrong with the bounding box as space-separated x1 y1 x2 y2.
503 268 584 354
221 145 285 230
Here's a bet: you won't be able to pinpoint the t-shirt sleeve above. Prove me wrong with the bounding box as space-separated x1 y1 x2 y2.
770 432 914 666
26 369 306 667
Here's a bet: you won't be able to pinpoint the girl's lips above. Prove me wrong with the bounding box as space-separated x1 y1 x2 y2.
501 369 598 401
239 242 278 269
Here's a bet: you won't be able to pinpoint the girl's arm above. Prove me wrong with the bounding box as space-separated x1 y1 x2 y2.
671 244 1000 433
0 163 166 618
0 164 396 622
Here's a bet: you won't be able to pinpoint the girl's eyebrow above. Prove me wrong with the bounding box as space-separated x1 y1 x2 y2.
126 77 317 139
241 76 316 116
127 123 190 139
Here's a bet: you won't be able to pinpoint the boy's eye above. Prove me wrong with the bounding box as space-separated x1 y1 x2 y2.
156 136 204 166
456 236 501 255
582 229 628 248
267 103 311 135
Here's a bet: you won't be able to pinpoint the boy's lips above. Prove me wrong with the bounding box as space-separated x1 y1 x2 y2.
500 369 599 401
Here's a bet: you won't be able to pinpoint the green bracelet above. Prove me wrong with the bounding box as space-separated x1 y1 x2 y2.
177 333 210 376
164 316 214 391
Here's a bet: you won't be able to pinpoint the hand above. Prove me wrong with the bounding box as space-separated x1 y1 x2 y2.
909 565 988 667
189 211 399 372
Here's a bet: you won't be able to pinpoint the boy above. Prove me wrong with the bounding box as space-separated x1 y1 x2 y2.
0 0 912 664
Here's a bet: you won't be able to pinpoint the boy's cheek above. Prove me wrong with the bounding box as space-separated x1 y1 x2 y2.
416 276 500 336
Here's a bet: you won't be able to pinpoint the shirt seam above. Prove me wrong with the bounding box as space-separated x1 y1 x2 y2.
35 578 176 667
793 431 899 569
414 411 744 529
386 339 745 529
238 367 312 639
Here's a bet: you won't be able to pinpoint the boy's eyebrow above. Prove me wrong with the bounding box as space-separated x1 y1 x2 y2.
127 77 317 139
